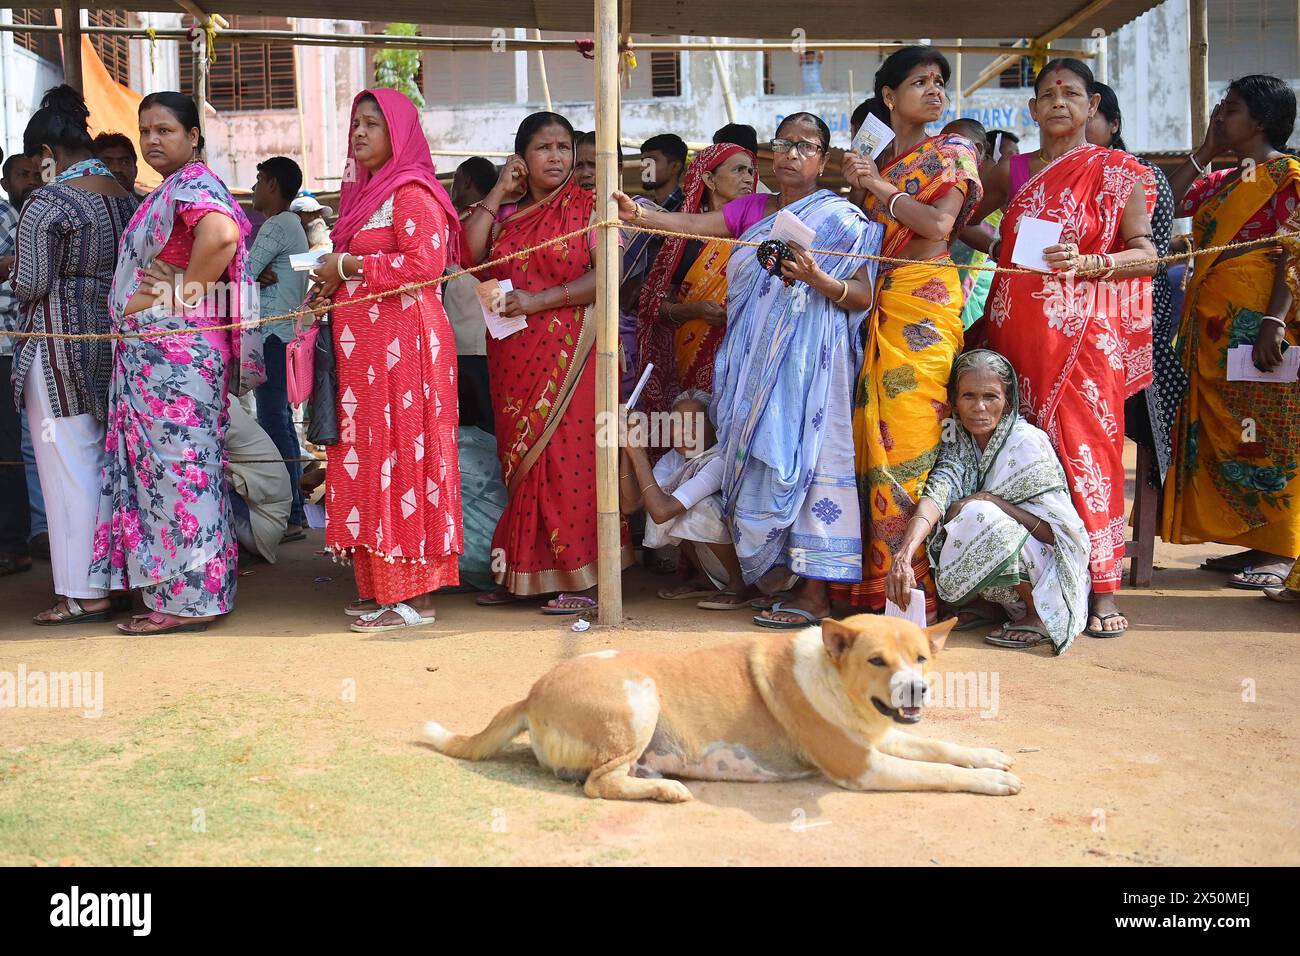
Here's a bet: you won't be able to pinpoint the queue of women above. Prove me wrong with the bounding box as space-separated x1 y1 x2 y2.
7 43 1298 645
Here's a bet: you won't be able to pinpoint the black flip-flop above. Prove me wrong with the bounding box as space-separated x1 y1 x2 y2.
0 555 33 577
753 603 825 629
984 623 1051 648
1199 551 1263 573
32 597 113 626
955 611 1003 632
1226 569 1288 591
1084 612 1128 638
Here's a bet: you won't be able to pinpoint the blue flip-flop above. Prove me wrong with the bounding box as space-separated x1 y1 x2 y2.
753 602 825 629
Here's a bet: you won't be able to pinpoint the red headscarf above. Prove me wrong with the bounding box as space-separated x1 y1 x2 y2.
635 142 755 416
331 88 461 261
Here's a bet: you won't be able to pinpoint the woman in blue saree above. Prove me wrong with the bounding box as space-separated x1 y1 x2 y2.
616 112 883 627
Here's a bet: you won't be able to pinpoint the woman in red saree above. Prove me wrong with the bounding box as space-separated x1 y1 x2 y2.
310 89 464 633
973 59 1157 640
636 142 756 417
463 112 630 612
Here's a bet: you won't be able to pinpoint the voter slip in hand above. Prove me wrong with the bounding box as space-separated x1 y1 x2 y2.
475 278 528 340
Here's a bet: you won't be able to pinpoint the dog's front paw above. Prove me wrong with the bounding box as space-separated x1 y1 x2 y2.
656 780 694 803
968 747 1014 771
972 768 1022 796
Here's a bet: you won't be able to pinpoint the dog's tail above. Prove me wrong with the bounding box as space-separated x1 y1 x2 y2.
423 700 528 761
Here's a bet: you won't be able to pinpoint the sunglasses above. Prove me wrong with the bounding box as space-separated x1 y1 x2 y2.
771 139 826 158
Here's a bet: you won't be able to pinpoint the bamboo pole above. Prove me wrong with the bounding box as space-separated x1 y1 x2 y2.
954 38 962 118
595 0 621 629
712 48 738 124
594 0 622 626
533 28 553 111
292 18 310 184
1188 0 1210 145
58 0 82 93
0 24 1097 60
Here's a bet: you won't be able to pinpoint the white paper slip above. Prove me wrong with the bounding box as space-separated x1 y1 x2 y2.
476 277 528 340
1011 217 1064 273
884 588 929 629
850 112 896 162
290 250 327 272
626 362 654 410
303 502 327 530
1226 343 1300 382
768 208 816 250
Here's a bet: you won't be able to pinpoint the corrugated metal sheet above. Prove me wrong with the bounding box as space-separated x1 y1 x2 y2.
39 1 1165 40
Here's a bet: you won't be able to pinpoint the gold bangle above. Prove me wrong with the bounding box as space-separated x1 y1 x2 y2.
834 278 851 305
640 480 657 493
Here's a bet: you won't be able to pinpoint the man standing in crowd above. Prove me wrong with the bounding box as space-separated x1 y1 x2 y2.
289 195 334 253
92 132 147 203
248 156 310 540
639 133 687 211
446 157 493 433
450 156 497 211
1 152 46 564
0 150 33 577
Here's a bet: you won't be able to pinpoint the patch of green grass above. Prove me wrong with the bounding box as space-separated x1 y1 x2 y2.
0 692 593 865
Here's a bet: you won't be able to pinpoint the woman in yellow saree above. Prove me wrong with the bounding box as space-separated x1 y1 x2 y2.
831 46 983 619
1162 75 1300 591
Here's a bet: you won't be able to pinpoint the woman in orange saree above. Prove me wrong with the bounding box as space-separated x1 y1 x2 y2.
462 112 631 612
1161 76 1300 591
976 58 1158 640
830 47 982 622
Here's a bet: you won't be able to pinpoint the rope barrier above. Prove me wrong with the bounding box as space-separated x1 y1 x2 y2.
4 218 1296 345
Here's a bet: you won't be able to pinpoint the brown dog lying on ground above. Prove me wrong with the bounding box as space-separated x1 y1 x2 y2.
423 614 1021 801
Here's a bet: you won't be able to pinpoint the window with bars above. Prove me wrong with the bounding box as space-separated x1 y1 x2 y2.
650 51 681 97
9 9 62 64
179 16 297 112
997 46 1032 89
89 9 131 87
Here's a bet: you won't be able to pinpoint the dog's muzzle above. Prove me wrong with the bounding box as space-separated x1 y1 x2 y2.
874 673 928 724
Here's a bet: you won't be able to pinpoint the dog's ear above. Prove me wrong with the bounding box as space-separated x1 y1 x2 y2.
821 619 857 663
925 617 958 657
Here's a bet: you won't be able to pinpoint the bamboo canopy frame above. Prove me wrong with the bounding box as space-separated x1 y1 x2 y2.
10 0 1182 625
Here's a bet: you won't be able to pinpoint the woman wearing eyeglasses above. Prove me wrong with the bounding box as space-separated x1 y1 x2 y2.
837 46 984 620
615 112 883 626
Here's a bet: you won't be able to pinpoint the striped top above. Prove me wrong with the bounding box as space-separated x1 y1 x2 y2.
11 182 136 420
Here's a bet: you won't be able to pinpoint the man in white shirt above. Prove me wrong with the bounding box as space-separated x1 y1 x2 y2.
289 195 334 253
619 390 750 608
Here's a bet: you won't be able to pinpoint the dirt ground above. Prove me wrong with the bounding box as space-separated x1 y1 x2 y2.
1 449 1297 866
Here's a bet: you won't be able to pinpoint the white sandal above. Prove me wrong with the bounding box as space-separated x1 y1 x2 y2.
349 602 435 633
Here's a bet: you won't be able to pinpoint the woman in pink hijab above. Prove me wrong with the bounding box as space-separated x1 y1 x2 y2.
309 88 464 633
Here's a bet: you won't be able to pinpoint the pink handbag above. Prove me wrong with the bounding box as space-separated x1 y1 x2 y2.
285 317 319 406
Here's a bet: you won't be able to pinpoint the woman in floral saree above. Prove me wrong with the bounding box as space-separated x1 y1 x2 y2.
90 92 262 634
617 112 882 627
636 142 756 416
886 351 1090 653
463 112 629 612
966 58 1157 640
1162 75 1300 590
837 47 983 618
